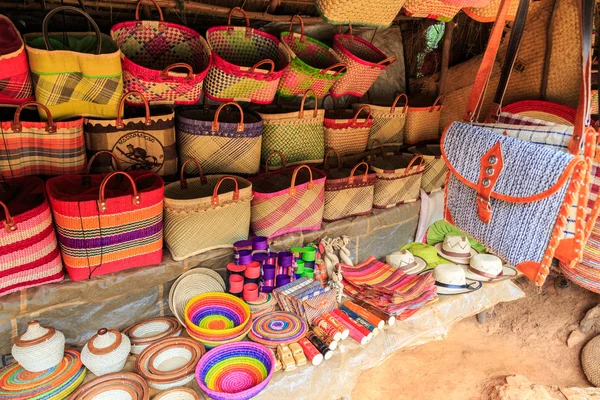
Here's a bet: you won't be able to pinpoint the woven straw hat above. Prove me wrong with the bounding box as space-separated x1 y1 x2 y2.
169 268 226 324
11 320 65 372
82 328 131 377
434 264 482 295
386 249 427 275
462 254 518 282
435 235 477 264
582 335 600 386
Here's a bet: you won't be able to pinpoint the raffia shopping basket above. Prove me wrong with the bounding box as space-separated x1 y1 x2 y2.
249 152 326 238
164 159 252 261
322 150 376 222
402 0 462 21
204 7 290 104
330 26 396 98
464 0 519 22
324 102 372 157
253 90 325 168
278 16 347 99
407 144 446 194
369 148 424 209
353 93 408 147
315 0 405 28
404 95 444 145
0 14 34 105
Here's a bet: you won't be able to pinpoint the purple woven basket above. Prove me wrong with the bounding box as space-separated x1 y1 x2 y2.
176 102 264 175
195 342 275 400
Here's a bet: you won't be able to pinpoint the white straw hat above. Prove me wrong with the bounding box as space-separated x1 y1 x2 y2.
462 254 517 282
435 235 477 264
433 264 482 295
386 250 427 275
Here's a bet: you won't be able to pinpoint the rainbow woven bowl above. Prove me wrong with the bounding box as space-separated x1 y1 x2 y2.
185 293 252 348
195 342 274 400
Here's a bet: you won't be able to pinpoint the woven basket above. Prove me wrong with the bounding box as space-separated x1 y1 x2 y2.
81 328 131 377
404 95 444 145
205 8 290 104
0 177 64 298
408 144 446 194
464 0 519 22
582 335 600 386
164 159 252 261
369 149 424 209
122 317 182 355
315 0 405 28
331 26 396 98
502 100 577 126
0 15 34 105
154 388 199 400
254 89 325 168
176 102 262 175
195 342 275 400
70 372 149 400
353 93 408 147
169 268 226 325
324 103 372 157
402 0 461 22
110 0 211 105
322 150 376 222
12 320 65 373
440 0 490 7
278 16 346 99
249 155 326 238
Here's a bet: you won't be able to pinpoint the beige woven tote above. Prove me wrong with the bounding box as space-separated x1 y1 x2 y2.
404 95 444 145
322 150 376 222
369 149 424 209
315 0 406 28
323 105 372 157
407 144 446 194
353 93 408 147
164 159 252 261
254 90 325 168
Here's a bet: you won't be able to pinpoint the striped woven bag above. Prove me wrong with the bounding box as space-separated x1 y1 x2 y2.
353 93 408 147
164 159 252 261
204 7 290 104
324 102 372 157
322 150 376 222
24 7 123 119
46 171 164 281
0 102 86 180
0 15 34 105
278 16 347 99
369 148 424 209
254 90 325 169
0 177 64 297
177 102 263 176
249 155 326 238
407 144 446 194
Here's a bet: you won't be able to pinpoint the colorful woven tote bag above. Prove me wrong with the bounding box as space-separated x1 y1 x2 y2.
353 93 408 147
177 102 263 175
0 15 34 105
0 102 86 180
46 170 164 281
205 7 290 104
24 7 123 119
407 144 446 194
110 0 211 106
84 91 177 177
324 103 372 157
369 149 424 209
249 159 326 238
404 95 444 145
402 0 461 21
164 159 252 261
322 150 376 222
254 90 325 168
330 26 396 98
278 16 346 99
315 0 405 28
443 0 595 287
0 177 64 297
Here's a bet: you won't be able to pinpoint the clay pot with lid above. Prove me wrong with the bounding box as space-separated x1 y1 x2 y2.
82 328 131 376
11 320 65 372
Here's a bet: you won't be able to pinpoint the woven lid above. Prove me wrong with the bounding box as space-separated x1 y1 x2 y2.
135 338 205 384
86 329 128 356
582 335 600 386
69 372 149 400
14 320 57 347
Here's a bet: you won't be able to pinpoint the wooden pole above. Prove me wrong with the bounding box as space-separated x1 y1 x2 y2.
438 18 456 96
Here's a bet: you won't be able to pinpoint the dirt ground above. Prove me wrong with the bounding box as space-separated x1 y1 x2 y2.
351 275 600 400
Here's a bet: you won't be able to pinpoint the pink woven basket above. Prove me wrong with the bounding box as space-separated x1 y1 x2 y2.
330 26 396 98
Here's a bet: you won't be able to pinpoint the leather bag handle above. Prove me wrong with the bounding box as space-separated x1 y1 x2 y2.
228 7 252 37
249 59 275 75
429 95 445 112
12 102 56 133
299 89 318 119
211 176 240 206
368 139 385 162
405 154 425 175
179 158 207 189
87 151 122 174
376 56 397 68
321 63 347 76
135 0 165 31
289 165 314 196
98 172 141 212
352 105 372 127
0 200 16 233
42 6 102 54
390 93 409 113
116 91 151 129
161 63 194 79
212 102 244 132
323 149 342 172
264 150 286 172
288 15 305 42
348 161 370 184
